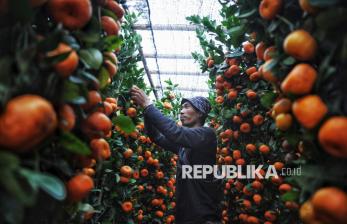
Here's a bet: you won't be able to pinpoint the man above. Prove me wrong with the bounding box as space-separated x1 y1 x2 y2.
130 86 222 224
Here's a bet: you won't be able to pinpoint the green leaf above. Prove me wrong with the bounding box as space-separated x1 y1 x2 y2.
78 203 94 212
112 115 136 134
37 32 62 52
62 80 87 104
79 48 103 70
225 48 244 58
75 17 101 43
282 57 296 66
103 36 123 52
260 92 277 109
0 151 19 169
98 67 110 89
0 169 36 206
19 169 66 201
59 132 91 156
281 190 299 202
237 9 257 19
228 25 245 46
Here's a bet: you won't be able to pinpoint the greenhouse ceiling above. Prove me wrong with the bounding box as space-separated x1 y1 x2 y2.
124 0 222 98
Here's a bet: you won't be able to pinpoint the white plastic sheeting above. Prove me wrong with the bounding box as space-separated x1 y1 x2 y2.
125 0 222 98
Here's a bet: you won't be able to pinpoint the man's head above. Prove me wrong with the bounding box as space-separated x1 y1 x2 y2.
180 96 211 127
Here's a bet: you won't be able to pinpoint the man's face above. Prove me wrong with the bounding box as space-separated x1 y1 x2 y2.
180 102 201 127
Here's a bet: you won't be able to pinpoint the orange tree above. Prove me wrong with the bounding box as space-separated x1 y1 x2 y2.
0 0 130 223
88 76 180 223
188 1 302 223
190 0 347 224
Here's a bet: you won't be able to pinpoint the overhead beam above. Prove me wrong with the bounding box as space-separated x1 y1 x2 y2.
154 86 209 92
149 70 208 77
144 53 194 59
133 24 200 31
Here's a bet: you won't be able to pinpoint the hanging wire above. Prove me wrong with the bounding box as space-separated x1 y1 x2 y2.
144 0 164 96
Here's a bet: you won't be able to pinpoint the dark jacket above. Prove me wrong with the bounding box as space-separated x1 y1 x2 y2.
143 104 222 224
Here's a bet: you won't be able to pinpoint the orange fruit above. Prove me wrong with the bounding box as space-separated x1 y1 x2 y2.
82 167 95 177
240 122 251 133
120 165 133 178
273 162 284 171
140 168 149 177
275 113 293 131
262 59 278 83
163 102 173 110
224 65 240 78
299 0 319 14
246 144 257 154
318 116 347 158
279 183 292 194
253 194 262 205
264 211 277 221
300 200 322 224
155 210 164 218
243 41 255 54
246 90 257 100
223 81 232 90
253 114 264 126
127 107 137 118
283 30 317 61
273 98 292 115
311 187 347 224
47 43 79 77
216 75 224 83
0 95 57 152
99 101 113 116
292 95 327 129
215 96 224 104
101 16 120 36
259 0 282 20
121 201 133 213
48 0 92 30
67 174 94 202
255 42 266 61
235 158 246 166
105 0 124 19
281 63 317 95
227 89 238 100
247 216 259 224
252 180 263 190
144 150 152 159
59 104 76 131
232 150 242 160
155 171 164 179
90 138 111 160
259 144 270 154
82 90 102 110
82 112 112 138
123 148 133 159
207 57 215 68
224 156 233 164
242 199 252 209
232 115 242 124
104 60 118 78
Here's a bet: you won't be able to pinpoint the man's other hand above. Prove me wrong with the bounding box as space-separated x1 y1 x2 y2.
130 85 152 108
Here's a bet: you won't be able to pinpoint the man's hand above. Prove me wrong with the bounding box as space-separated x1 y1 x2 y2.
130 85 152 108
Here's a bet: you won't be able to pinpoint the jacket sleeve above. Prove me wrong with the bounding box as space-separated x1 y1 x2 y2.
144 115 180 154
143 104 215 150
